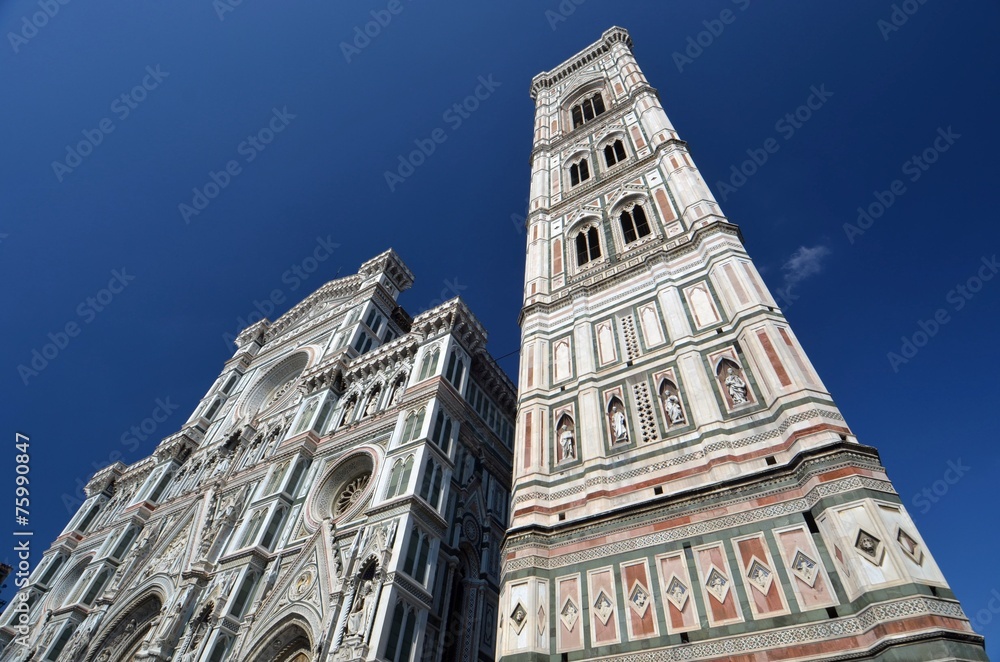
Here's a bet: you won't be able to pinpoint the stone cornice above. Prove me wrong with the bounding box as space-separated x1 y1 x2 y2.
530 26 632 100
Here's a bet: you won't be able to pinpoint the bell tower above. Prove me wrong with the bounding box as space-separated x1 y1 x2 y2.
498 27 986 661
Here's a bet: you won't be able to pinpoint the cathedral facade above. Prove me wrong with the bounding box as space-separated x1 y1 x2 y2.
498 27 986 662
1 250 515 661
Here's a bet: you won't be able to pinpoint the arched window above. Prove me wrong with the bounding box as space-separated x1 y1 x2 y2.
400 408 426 444
569 159 590 186
385 601 418 662
604 139 627 167
419 347 440 381
571 92 607 129
620 204 651 244
260 505 288 550
204 398 222 421
575 226 602 267
238 509 265 548
432 411 453 454
81 568 111 606
110 526 139 560
403 527 431 584
445 353 464 390
313 399 334 433
385 459 404 499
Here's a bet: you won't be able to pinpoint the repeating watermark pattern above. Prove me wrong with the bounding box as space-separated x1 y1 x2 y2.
969 588 1000 634
213 0 248 21
772 244 831 309
340 0 413 63
714 84 833 202
7 0 71 54
51 65 170 183
16 269 136 385
911 457 970 514
222 235 340 347
414 277 468 316
672 0 752 72
544 0 590 31
179 106 296 224
843 126 960 244
509 195 530 235
61 398 180 513
11 432 32 641
878 0 931 41
887 255 997 372
384 75 501 192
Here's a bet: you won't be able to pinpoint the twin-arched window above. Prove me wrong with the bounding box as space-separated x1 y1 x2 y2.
385 456 414 499
575 226 602 267
620 204 651 244
400 408 425 444
604 139 627 167
571 92 607 129
569 159 590 187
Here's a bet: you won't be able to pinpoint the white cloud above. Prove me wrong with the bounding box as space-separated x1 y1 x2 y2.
774 244 831 307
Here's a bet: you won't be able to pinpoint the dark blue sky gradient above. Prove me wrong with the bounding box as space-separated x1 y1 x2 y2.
2 0 998 650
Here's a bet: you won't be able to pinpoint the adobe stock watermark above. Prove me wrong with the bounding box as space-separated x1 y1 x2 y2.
877 0 931 41
61 397 180 513
51 66 170 183
414 278 468 316
7 0 71 54
911 458 970 514
672 0 752 73
543 0 589 31
16 269 136 385
384 75 501 192
340 0 413 63
222 235 340 347
843 126 960 244
179 106 296 224
714 84 833 202
969 588 1000 635
887 254 997 373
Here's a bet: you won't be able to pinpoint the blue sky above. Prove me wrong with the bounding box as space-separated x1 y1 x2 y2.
2 0 998 651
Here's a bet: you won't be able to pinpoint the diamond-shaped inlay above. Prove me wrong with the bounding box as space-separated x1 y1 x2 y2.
593 589 615 625
855 529 884 565
559 597 580 632
746 557 773 595
627 581 650 617
896 528 924 565
704 567 730 603
790 549 819 587
510 602 527 634
536 605 546 636
665 575 689 610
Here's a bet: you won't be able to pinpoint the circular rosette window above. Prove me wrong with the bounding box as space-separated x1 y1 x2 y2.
308 450 377 526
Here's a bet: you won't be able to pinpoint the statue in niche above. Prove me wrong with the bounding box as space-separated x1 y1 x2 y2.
610 403 629 442
665 394 684 425
725 366 748 405
363 391 380 417
341 397 357 427
347 580 375 636
390 380 405 405
559 423 575 461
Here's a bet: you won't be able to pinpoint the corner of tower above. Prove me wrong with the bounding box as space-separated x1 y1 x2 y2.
358 247 415 294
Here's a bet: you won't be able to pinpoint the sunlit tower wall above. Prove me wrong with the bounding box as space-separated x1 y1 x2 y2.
497 26 986 662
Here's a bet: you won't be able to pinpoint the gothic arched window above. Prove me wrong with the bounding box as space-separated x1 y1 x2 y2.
604 139 627 167
575 226 602 267
418 347 440 381
569 159 590 186
571 92 606 129
620 204 651 244
400 408 425 444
